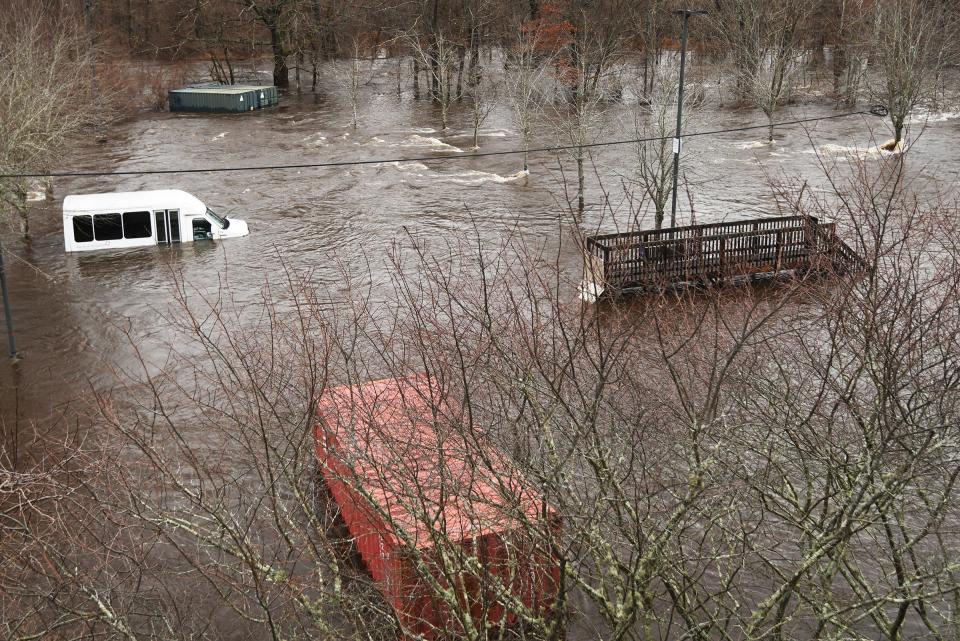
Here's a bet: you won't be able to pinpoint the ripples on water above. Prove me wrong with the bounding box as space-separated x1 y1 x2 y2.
1 63 958 424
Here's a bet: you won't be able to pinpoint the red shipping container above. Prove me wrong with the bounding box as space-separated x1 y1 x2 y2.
315 375 561 639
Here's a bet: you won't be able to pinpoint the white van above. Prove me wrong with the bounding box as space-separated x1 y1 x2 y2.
63 189 249 253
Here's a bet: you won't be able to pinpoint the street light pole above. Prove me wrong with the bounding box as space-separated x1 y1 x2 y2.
670 9 707 229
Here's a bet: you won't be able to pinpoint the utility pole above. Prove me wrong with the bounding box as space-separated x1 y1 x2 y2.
670 9 707 229
0 240 18 359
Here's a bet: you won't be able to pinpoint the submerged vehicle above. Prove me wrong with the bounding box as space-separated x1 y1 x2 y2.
63 189 249 253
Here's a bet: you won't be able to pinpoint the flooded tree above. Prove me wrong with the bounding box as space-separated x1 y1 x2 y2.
0 4 96 238
404 30 459 130
715 0 813 142
333 37 374 130
239 0 299 88
468 74 499 149
630 50 704 230
825 0 871 107
632 0 671 100
867 0 955 145
506 27 550 173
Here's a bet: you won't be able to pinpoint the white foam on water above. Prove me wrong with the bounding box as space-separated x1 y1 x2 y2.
355 136 388 147
408 127 438 134
735 140 773 150
811 142 901 158
381 162 528 185
397 135 463 153
302 132 327 145
212 132 228 141
442 169 529 185
382 161 431 172
907 109 960 124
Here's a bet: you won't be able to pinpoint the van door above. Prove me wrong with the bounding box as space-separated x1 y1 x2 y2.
154 210 181 244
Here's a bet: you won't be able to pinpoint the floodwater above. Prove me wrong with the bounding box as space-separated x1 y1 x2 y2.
1 58 959 641
1 59 959 438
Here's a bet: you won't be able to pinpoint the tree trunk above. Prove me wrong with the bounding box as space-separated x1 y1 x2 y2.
642 49 649 99
468 26 481 90
295 51 303 93
430 46 440 101
833 44 846 98
13 189 29 238
225 49 235 84
270 28 288 88
17 211 29 238
577 152 585 215
396 58 402 98
430 0 440 100
413 58 420 99
455 46 465 100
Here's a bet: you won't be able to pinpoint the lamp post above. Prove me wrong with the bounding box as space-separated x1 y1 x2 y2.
669 9 707 229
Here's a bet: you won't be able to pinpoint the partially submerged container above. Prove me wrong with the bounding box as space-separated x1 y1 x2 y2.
315 375 561 640
168 84 279 113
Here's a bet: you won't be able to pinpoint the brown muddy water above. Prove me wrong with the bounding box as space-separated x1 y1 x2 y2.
0 58 959 641
1 60 959 439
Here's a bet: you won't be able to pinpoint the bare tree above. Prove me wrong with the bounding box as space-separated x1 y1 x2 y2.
631 67 697 229
867 0 956 145
0 5 96 237
632 0 670 100
506 29 550 173
827 0 871 107
715 0 813 142
468 74 499 149
403 29 459 130
237 0 300 88
332 37 375 130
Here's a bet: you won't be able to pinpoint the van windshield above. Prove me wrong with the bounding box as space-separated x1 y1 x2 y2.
205 207 230 229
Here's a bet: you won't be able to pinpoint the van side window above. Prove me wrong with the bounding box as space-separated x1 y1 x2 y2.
94 213 123 241
192 217 212 240
123 211 152 239
72 215 94 242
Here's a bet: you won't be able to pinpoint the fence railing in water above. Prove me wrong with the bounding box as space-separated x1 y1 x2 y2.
582 215 864 299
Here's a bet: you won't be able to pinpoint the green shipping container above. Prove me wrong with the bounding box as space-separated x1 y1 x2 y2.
168 85 279 113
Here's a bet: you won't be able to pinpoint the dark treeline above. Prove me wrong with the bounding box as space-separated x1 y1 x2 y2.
80 0 958 103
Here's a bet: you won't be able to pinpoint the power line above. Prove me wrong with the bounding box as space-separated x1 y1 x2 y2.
0 106 888 180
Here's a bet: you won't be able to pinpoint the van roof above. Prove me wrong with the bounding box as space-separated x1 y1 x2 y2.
63 189 205 214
